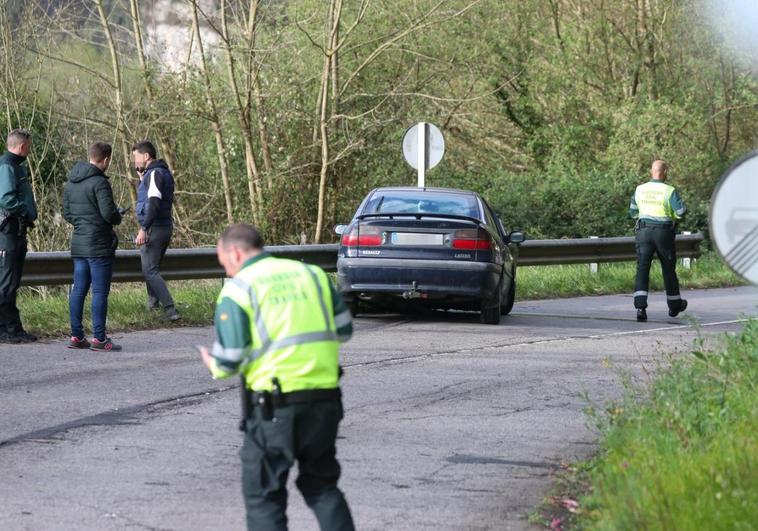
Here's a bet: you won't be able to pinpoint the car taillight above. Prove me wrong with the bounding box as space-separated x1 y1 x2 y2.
341 231 358 246
341 226 383 247
451 228 491 250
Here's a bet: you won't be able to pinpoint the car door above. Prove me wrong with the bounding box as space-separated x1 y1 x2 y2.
481 200 513 280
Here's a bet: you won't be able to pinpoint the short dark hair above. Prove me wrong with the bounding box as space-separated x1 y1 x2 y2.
219 224 264 251
89 142 112 162
7 128 31 148
131 140 156 159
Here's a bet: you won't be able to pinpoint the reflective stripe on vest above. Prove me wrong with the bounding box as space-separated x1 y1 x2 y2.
217 257 340 393
634 181 676 222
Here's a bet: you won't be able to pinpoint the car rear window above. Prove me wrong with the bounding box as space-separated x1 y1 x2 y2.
363 191 480 218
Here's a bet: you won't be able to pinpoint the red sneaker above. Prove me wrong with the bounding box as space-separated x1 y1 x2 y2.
67 336 91 349
89 338 122 351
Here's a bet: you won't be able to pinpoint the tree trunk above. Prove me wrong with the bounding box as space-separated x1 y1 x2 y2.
241 0 274 189
327 0 342 233
129 0 179 175
221 0 261 225
314 0 342 243
129 0 195 244
94 0 137 205
190 0 234 225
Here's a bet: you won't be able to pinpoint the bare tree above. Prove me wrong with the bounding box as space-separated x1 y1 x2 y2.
242 0 274 182
128 0 180 176
189 0 234 224
129 0 196 244
220 0 263 224
303 0 483 242
94 0 137 204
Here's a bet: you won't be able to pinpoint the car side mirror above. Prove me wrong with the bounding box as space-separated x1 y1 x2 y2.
334 224 348 235
508 230 525 244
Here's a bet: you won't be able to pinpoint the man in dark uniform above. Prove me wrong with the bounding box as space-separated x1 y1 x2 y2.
132 140 179 321
198 224 355 531
629 160 688 322
0 129 38 344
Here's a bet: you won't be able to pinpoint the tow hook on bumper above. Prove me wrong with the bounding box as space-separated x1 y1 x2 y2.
402 281 425 300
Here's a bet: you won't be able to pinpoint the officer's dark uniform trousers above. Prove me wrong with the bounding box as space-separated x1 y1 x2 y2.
241 399 354 531
633 220 684 312
0 220 27 333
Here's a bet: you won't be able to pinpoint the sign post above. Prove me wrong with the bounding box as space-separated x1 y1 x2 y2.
417 122 427 187
402 122 445 188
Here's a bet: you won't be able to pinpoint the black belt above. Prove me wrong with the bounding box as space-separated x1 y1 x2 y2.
253 387 341 408
637 220 674 229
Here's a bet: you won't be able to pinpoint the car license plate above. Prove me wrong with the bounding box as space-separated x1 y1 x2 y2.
391 232 443 245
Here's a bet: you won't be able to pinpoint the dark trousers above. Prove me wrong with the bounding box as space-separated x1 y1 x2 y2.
69 257 114 341
240 400 355 531
634 224 684 311
139 224 175 310
0 229 27 333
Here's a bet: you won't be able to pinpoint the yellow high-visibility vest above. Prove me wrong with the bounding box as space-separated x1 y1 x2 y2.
214 256 340 392
634 181 676 222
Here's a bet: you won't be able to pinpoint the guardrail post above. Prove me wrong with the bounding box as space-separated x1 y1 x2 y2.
589 236 599 274
681 231 692 269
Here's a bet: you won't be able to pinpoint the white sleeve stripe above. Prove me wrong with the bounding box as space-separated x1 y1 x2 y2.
147 170 163 199
334 310 352 328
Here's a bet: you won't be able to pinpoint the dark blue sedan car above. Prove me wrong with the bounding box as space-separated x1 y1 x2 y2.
335 187 524 324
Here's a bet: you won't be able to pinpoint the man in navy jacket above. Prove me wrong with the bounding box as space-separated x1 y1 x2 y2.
132 140 179 321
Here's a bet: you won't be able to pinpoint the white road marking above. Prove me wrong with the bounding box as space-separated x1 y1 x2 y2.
585 318 749 339
347 318 751 367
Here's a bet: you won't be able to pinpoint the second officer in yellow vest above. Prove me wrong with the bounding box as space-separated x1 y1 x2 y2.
198 224 355 531
629 160 688 322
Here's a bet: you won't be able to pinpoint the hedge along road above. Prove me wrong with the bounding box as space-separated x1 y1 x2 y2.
0 286 756 531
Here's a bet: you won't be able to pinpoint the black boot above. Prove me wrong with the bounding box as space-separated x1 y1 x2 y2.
9 329 37 343
0 332 21 344
637 308 647 322
669 299 688 317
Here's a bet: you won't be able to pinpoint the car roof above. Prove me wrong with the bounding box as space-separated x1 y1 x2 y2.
371 186 480 197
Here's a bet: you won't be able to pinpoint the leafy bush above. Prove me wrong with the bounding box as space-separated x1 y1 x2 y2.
579 321 758 530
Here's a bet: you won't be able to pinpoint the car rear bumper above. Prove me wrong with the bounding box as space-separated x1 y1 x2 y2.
337 257 502 302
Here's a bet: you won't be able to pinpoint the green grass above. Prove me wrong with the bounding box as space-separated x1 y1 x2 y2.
19 280 220 339
566 320 758 530
18 252 744 339
517 252 743 300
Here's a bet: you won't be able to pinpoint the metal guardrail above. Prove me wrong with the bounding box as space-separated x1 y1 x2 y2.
21 244 340 286
517 233 703 266
21 234 703 286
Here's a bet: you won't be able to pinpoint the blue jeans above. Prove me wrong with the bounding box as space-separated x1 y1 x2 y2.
69 257 114 341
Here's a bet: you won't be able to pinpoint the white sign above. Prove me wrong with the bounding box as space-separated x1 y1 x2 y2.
710 151 758 285
402 122 445 187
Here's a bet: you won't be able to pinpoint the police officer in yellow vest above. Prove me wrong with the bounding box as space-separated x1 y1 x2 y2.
629 160 688 322
198 224 355 531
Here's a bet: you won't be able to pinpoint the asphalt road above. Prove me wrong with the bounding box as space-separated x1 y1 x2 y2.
1 286 756 531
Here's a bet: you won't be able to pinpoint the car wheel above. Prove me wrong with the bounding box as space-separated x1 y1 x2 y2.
480 278 502 325
500 275 515 315
480 303 501 325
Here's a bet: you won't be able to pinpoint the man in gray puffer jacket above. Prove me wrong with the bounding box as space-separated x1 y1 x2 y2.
63 142 124 351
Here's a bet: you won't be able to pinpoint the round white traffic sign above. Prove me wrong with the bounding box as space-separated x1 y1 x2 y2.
710 151 758 285
402 122 445 171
